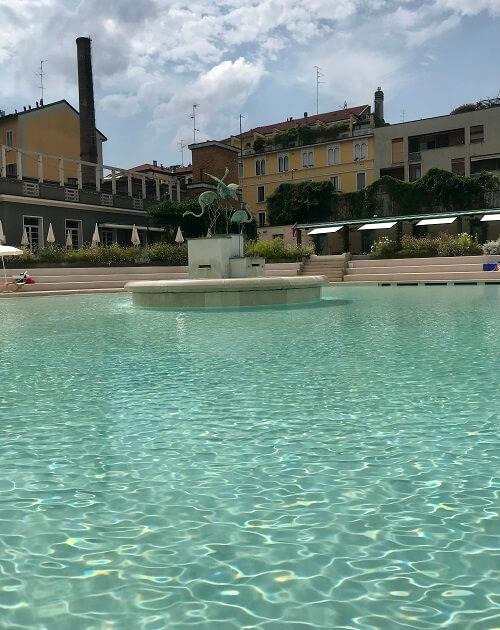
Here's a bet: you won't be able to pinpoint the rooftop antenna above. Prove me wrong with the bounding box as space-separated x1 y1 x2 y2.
37 60 47 103
314 66 324 115
177 138 186 166
401 109 406 123
190 103 199 144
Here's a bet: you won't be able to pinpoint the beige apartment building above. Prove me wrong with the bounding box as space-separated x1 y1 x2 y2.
374 101 500 181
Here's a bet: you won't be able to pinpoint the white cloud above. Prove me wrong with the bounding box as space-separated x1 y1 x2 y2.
0 0 499 164
437 0 500 16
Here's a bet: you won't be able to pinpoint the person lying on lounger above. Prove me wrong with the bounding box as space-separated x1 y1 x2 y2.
11 272 35 291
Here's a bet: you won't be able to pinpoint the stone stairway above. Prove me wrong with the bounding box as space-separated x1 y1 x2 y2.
1 263 302 297
344 255 500 284
301 255 347 283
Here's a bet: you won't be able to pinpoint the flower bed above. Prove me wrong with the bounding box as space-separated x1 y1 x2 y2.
4 244 188 268
370 233 484 259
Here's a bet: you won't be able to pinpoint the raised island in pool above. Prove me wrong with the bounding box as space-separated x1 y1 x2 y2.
126 170 327 308
126 275 327 308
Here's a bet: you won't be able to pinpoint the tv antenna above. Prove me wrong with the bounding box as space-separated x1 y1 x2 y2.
190 104 199 144
177 139 186 166
37 60 47 103
401 109 406 123
314 66 324 115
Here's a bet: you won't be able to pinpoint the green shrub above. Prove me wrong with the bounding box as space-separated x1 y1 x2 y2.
245 239 313 261
396 235 439 258
370 237 399 259
371 233 483 259
483 238 500 255
148 243 188 265
37 246 65 263
454 232 482 256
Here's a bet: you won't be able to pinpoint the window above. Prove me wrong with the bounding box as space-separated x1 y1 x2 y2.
6 163 17 177
451 158 465 176
356 172 366 191
409 163 422 181
330 175 341 191
5 130 13 147
255 158 265 175
278 154 289 172
101 228 114 246
327 145 341 165
65 219 82 249
391 138 404 164
471 157 500 174
409 129 465 152
302 150 314 168
257 185 265 203
258 211 266 227
354 142 368 161
238 161 244 178
470 125 484 143
23 216 42 250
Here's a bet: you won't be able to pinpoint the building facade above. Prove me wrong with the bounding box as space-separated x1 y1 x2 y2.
232 103 377 225
0 145 184 249
374 101 500 182
0 100 106 183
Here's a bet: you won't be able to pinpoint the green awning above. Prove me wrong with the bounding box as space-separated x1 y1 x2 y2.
296 208 500 230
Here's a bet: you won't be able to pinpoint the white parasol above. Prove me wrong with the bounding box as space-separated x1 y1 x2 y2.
21 228 29 247
0 245 23 287
175 226 184 244
46 223 56 244
91 223 100 248
131 224 141 246
0 220 5 245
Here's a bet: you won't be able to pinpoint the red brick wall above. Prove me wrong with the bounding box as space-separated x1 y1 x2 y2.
191 144 239 185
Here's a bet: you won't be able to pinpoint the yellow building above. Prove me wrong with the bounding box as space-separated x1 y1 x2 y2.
230 105 375 226
0 100 106 183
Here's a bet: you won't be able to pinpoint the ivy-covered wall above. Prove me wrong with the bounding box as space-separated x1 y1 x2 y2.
267 169 498 225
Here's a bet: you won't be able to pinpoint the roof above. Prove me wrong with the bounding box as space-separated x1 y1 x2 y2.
131 163 193 175
188 140 239 153
237 105 370 139
0 99 107 140
296 208 500 229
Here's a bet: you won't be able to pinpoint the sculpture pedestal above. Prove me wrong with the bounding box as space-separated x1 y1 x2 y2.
229 257 265 278
188 235 243 279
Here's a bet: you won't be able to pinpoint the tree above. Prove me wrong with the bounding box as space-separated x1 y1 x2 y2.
148 197 208 241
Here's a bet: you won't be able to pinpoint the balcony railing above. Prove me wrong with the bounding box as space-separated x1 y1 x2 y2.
0 144 184 208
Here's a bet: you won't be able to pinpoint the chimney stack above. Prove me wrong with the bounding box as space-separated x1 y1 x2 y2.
76 37 98 184
374 87 384 122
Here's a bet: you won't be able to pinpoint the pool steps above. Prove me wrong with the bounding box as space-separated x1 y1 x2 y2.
0 263 302 297
314 255 500 285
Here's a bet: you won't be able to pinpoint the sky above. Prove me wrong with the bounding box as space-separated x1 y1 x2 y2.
0 0 499 169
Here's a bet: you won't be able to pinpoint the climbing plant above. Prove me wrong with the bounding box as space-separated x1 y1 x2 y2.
267 180 334 225
267 169 498 225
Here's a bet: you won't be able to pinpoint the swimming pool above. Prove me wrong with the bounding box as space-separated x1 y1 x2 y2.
0 287 499 629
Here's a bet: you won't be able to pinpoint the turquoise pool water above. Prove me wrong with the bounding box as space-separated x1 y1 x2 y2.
0 287 499 629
